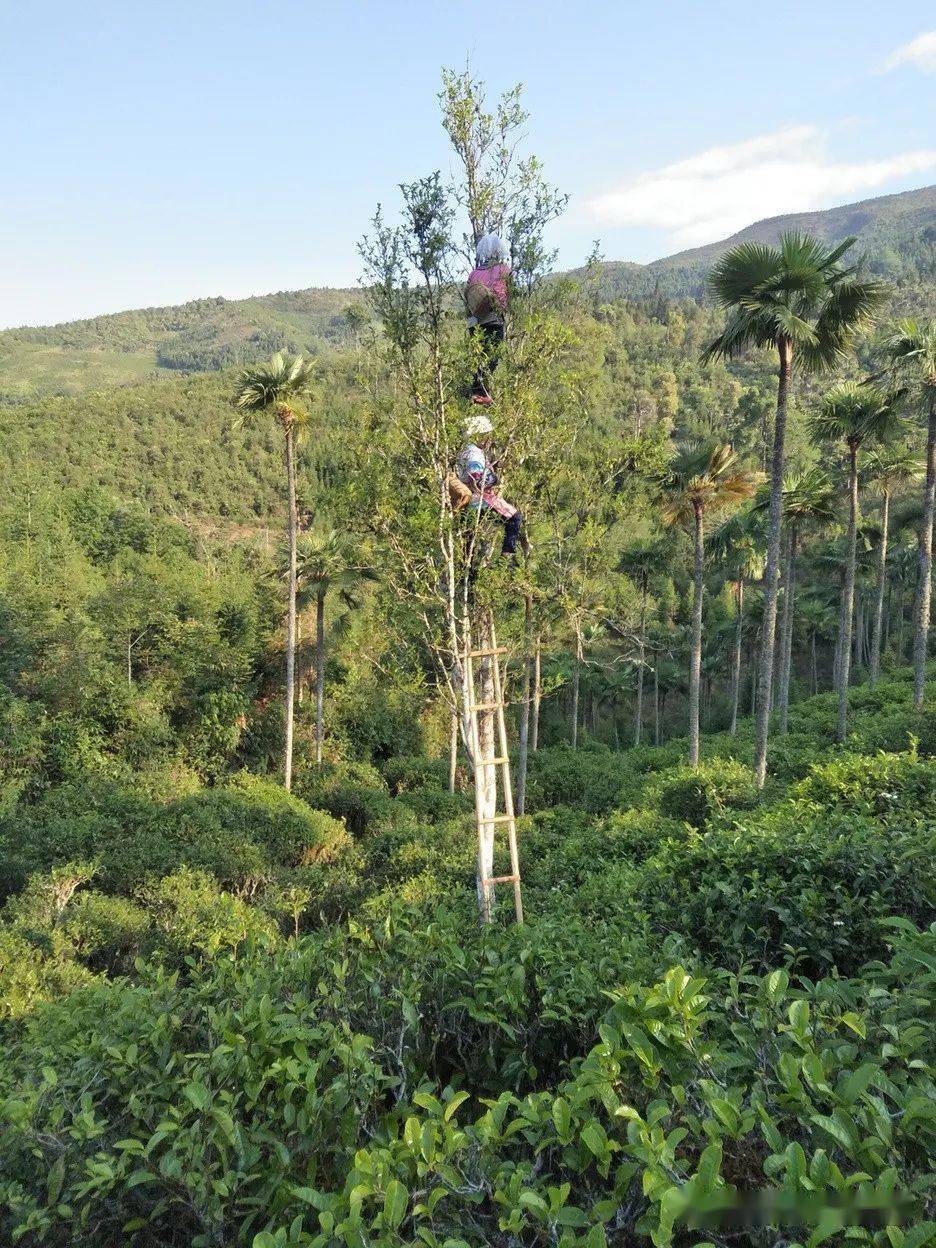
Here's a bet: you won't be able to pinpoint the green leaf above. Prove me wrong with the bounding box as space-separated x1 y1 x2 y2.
383 1179 408 1230
126 1170 158 1189
183 1081 210 1111
580 1121 607 1159
839 1062 877 1105
443 1091 470 1122
551 1097 572 1139
839 1011 866 1039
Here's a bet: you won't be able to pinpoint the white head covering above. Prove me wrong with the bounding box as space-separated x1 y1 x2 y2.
475 233 508 267
464 413 493 440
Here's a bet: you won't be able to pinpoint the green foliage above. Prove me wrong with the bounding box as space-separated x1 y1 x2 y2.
646 757 761 828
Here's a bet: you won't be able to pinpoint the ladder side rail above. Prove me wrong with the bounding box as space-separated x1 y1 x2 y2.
490 623 524 924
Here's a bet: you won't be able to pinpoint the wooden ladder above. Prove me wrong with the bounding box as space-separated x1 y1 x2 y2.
463 617 523 924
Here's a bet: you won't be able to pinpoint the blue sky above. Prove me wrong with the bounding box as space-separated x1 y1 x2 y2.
2 0 935 328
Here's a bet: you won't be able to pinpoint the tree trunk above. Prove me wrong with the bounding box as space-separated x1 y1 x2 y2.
836 441 860 744
833 567 846 691
315 588 326 766
531 636 541 752
730 577 744 736
284 426 298 791
448 702 458 795
474 609 498 923
912 398 936 711
754 336 792 787
515 594 533 815
653 656 660 746
635 580 647 745
688 501 704 767
571 631 582 749
810 629 818 695
778 526 797 735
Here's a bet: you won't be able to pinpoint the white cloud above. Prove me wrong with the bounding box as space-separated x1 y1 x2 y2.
881 30 936 73
582 126 936 249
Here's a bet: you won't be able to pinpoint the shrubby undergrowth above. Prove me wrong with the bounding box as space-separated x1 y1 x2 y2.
0 676 934 1245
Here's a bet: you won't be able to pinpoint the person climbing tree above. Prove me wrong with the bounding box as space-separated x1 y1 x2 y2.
466 233 510 404
456 414 525 555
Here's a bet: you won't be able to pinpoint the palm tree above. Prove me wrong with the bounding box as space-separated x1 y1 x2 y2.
659 442 759 765
704 233 887 784
233 353 316 790
709 509 764 736
618 538 669 746
883 320 936 709
774 467 837 732
810 383 903 742
863 444 923 686
295 523 376 765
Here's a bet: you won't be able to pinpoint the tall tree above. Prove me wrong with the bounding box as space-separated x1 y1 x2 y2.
883 320 936 710
659 442 758 765
864 444 923 687
704 233 886 784
295 524 376 765
233 353 316 791
617 539 668 746
810 383 903 743
710 510 765 737
774 468 837 732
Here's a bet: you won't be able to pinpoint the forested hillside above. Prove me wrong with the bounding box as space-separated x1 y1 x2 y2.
1 70 934 1247
2 185 932 399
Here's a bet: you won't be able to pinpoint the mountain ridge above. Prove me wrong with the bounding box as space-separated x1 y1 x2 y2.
1 184 933 399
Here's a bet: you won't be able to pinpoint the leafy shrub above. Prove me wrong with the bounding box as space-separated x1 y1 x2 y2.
646 757 761 828
140 866 279 959
525 745 644 814
1 921 933 1246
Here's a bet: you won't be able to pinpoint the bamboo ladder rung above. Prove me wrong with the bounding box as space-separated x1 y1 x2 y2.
469 646 508 658
483 874 520 886
468 700 503 713
477 812 516 826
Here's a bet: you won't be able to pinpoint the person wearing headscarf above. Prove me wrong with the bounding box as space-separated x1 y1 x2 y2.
455 412 524 555
465 232 510 405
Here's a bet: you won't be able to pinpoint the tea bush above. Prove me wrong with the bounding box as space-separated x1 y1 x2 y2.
1 679 935 1244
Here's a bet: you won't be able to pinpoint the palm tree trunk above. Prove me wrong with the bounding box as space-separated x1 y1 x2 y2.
688 501 704 767
912 398 936 710
635 580 647 745
284 426 298 791
571 630 582 749
531 636 541 752
515 594 533 815
653 655 660 746
754 336 792 787
833 567 846 690
810 629 818 695
836 441 860 744
315 588 326 766
778 526 797 735
730 577 744 736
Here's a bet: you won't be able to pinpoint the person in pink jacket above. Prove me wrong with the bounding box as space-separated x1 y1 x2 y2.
465 232 510 405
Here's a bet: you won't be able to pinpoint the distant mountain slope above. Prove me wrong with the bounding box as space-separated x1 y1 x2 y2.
2 185 933 399
589 184 936 301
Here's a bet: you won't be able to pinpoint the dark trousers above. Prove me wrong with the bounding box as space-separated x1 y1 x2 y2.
469 320 505 398
501 510 522 555
464 509 523 560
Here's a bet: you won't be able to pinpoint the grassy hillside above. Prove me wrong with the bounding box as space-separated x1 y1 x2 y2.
2 185 933 400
